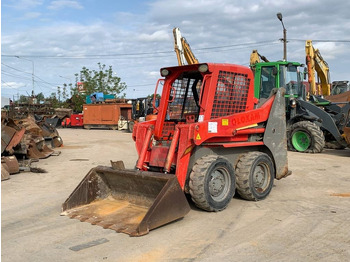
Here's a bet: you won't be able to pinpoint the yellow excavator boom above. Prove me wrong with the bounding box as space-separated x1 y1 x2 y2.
249 50 269 72
173 27 199 66
305 40 331 96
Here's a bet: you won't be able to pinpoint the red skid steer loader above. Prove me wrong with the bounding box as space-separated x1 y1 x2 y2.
62 63 290 236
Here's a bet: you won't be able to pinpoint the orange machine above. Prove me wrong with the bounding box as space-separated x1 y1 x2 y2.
83 103 132 130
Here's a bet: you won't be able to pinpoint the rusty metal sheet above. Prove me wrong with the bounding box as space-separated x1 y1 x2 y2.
27 141 54 159
62 165 191 236
1 163 10 181
325 91 350 106
343 127 350 146
41 122 58 138
2 156 19 174
1 125 16 153
52 136 63 148
17 116 42 136
5 128 25 153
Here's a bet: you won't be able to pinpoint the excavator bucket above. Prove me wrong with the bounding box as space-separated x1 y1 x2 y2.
61 163 191 237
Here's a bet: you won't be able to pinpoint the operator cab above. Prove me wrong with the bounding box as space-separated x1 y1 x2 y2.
257 62 304 99
279 63 303 98
166 70 203 123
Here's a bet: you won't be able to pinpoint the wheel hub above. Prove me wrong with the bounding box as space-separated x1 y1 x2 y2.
292 130 311 152
209 168 230 200
253 164 269 192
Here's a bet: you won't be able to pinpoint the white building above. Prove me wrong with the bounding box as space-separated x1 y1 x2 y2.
1 96 11 108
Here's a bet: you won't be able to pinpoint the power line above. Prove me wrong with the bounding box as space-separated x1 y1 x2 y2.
1 70 33 81
1 62 33 75
2 63 62 85
288 39 350 43
127 83 155 87
2 39 349 60
1 40 278 59
1 69 49 84
1 80 17 88
194 40 277 50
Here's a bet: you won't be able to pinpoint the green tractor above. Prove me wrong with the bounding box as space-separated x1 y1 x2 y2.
252 60 350 153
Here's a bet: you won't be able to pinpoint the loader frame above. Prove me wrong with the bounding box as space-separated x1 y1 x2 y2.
62 63 290 236
132 63 289 190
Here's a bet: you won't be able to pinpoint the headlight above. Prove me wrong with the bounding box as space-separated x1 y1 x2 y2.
198 64 208 73
161 69 170 77
289 98 297 108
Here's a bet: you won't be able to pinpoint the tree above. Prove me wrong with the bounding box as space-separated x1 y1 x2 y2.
45 92 60 108
64 63 127 112
57 86 61 102
70 93 85 112
62 84 68 101
74 63 126 96
36 92 45 103
19 95 29 103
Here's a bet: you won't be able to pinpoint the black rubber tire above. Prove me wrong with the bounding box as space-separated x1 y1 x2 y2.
236 152 274 201
128 121 135 133
325 141 346 150
287 121 325 153
189 155 235 211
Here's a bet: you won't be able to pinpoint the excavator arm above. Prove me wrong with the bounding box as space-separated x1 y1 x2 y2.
173 28 199 66
305 40 331 96
249 50 269 72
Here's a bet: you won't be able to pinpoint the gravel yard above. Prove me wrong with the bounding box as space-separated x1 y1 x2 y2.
2 128 350 262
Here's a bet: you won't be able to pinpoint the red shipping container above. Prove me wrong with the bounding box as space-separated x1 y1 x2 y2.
70 113 84 127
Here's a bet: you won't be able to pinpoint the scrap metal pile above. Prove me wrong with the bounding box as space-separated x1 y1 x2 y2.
8 101 55 120
1 114 63 181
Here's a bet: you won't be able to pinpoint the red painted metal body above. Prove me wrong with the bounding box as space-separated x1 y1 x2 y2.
70 113 84 127
132 63 276 190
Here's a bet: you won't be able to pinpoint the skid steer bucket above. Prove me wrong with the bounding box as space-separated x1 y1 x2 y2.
61 164 191 236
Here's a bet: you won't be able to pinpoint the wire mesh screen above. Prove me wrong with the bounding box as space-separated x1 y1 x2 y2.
211 71 250 118
168 77 202 120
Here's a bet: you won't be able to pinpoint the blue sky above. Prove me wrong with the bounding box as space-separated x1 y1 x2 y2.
2 0 350 101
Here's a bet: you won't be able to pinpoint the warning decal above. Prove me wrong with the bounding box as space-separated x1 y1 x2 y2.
208 122 218 133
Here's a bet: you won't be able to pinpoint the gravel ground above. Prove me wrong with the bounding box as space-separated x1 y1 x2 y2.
2 128 350 262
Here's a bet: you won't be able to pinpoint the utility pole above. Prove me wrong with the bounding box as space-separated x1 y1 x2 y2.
277 12 287 61
15 56 35 96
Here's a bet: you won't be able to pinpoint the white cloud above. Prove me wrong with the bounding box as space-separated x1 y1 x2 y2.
311 42 346 60
138 30 170 42
148 71 159 76
47 0 83 10
1 82 27 89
